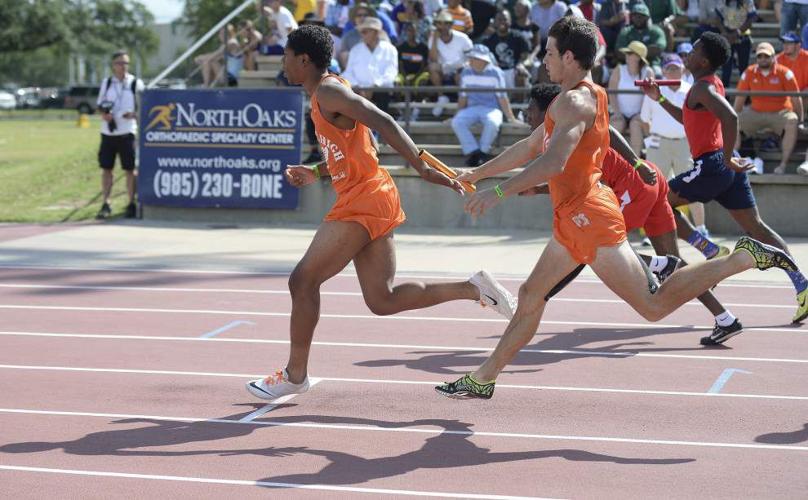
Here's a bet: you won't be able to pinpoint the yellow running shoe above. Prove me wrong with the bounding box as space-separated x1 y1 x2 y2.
794 289 808 324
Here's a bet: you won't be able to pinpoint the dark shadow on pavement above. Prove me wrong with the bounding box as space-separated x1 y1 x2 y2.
755 423 808 444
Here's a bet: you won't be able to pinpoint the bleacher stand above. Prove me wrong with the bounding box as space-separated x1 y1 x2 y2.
610 40 655 154
342 17 399 112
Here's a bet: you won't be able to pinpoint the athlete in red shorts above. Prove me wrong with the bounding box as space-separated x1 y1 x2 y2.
519 84 742 345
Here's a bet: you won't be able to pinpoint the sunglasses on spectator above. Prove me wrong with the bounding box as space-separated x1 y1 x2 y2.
756 54 772 59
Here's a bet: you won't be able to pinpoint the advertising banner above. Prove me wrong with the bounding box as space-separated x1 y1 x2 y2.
138 88 303 209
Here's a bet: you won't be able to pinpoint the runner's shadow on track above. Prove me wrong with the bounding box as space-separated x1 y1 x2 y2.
0 405 278 457
248 416 695 488
0 410 695 475
355 326 705 375
755 423 808 444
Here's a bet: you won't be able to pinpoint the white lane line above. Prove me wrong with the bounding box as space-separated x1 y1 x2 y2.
1 408 807 452
2 331 807 364
0 304 804 334
0 283 794 310
0 263 793 289
239 380 322 422
200 320 255 339
0 364 806 401
0 465 555 499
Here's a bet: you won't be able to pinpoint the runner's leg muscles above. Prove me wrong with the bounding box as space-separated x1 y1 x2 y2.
474 238 580 381
285 221 371 382
591 240 753 322
353 232 478 316
728 206 791 254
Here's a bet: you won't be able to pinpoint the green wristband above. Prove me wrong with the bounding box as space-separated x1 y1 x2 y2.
657 95 667 104
633 159 643 170
494 184 504 198
312 164 321 179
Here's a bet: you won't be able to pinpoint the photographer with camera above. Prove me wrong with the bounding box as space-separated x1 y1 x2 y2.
96 50 144 219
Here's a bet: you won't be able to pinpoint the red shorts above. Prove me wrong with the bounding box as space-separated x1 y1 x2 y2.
553 184 628 264
621 172 675 237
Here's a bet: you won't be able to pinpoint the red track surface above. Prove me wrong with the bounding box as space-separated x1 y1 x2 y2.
1 265 806 498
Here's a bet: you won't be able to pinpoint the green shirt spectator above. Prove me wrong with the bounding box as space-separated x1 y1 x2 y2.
616 3 667 67
647 0 682 25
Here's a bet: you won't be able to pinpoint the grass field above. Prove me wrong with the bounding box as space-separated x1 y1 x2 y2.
0 118 131 222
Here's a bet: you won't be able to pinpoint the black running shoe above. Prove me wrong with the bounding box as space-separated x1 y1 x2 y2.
435 373 495 399
125 202 137 219
734 236 798 272
654 255 682 283
700 319 743 345
96 202 111 220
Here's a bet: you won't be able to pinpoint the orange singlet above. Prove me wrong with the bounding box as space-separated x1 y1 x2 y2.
544 80 627 264
310 74 406 240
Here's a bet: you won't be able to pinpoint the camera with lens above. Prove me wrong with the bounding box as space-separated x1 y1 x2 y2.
98 100 117 132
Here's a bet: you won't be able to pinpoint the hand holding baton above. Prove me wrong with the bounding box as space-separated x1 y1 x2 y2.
419 149 477 192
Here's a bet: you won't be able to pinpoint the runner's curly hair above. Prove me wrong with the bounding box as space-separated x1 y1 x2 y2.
287 25 333 70
698 32 731 71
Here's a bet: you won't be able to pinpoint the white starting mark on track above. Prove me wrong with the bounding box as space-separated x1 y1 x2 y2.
708 368 752 394
239 379 322 422
200 320 255 338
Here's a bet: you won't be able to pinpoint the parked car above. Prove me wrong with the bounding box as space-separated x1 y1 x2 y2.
41 88 68 109
0 90 16 110
15 87 42 108
64 85 101 114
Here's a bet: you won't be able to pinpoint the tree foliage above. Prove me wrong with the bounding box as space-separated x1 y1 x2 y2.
0 0 159 85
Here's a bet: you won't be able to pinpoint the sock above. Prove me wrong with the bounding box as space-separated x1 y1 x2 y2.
687 231 720 259
648 256 668 273
786 269 808 294
715 311 737 327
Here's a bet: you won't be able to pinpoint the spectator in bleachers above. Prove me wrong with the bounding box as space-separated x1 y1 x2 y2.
648 0 686 51
195 25 230 87
610 40 654 154
451 44 519 167
262 0 298 48
324 0 353 36
776 31 808 96
337 4 392 68
597 0 629 52
694 0 721 40
577 0 601 22
512 0 541 51
397 22 431 94
715 0 756 87
781 0 808 37
224 24 244 86
470 0 498 39
680 0 701 23
676 41 696 83
420 0 444 18
429 10 473 115
735 42 804 174
484 11 531 87
240 20 263 71
343 3 399 42
640 53 710 236
342 17 399 112
531 0 568 50
392 0 432 42
445 0 474 35
287 0 317 21
616 3 667 70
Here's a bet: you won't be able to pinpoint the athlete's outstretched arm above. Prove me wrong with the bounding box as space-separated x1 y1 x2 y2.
639 80 683 124
458 124 545 184
316 82 463 193
464 89 593 217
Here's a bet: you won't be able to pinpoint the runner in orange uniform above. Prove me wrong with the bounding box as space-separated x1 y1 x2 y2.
436 17 797 400
246 25 516 401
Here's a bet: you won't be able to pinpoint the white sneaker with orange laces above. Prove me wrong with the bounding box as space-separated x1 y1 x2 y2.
246 369 310 400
